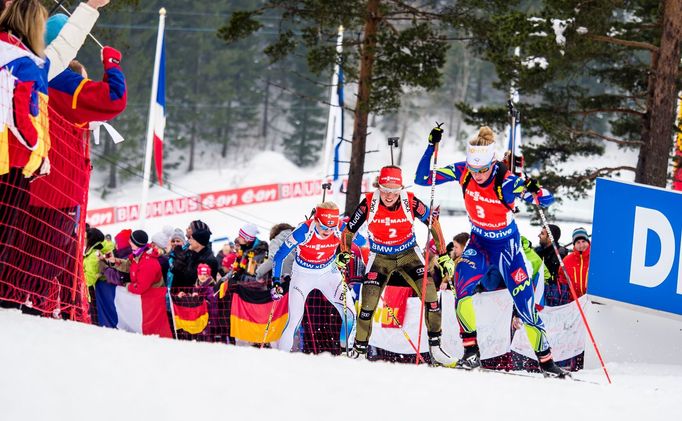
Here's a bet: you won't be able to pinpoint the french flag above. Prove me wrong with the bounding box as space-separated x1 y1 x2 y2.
152 36 166 186
95 282 172 338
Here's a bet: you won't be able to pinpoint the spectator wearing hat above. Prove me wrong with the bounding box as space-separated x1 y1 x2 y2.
151 226 174 283
170 224 219 289
534 224 567 286
104 229 164 295
255 223 294 281
557 227 591 298
231 223 268 283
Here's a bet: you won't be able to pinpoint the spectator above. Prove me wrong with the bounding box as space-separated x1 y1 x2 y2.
114 229 133 259
452 232 469 260
83 226 111 323
231 223 268 283
169 228 185 249
104 230 164 295
534 224 567 284
46 13 127 126
255 223 294 281
558 227 591 298
170 224 219 288
215 240 234 264
151 227 173 283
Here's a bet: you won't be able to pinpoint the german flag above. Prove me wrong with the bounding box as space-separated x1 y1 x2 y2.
172 297 209 334
230 284 288 343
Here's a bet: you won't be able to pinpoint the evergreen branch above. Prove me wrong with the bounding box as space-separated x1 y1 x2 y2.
586 34 658 52
572 108 645 117
575 130 644 146
385 0 442 19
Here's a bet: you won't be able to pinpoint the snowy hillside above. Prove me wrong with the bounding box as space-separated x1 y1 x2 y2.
1 308 680 421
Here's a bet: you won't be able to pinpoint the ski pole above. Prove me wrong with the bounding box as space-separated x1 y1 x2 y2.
416 122 443 364
380 293 426 364
340 272 350 356
534 197 612 384
387 137 399 166
321 182 331 202
260 299 278 349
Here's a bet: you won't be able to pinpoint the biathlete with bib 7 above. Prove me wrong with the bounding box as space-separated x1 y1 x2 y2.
339 166 456 365
270 202 356 352
415 126 568 378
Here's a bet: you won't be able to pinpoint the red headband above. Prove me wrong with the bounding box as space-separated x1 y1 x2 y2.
316 207 339 228
378 167 402 186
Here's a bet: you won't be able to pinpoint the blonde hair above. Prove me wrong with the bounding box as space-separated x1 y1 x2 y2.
316 201 338 210
470 126 495 146
0 0 48 57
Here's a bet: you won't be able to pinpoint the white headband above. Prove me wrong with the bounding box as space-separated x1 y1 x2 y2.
466 143 496 169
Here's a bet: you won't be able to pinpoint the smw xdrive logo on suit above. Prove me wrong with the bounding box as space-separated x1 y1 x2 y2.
589 179 682 316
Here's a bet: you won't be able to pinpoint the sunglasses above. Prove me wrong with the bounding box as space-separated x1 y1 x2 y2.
467 164 491 174
317 222 334 231
379 186 402 194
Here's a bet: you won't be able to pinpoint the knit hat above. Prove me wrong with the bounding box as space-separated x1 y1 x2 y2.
114 229 132 250
378 166 403 187
45 14 68 46
190 220 210 234
191 229 211 247
130 230 149 248
572 227 590 245
238 223 260 243
170 228 185 242
197 263 211 276
547 224 561 243
151 231 170 249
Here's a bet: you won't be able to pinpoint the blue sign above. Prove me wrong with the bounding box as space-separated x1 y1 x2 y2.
589 178 682 316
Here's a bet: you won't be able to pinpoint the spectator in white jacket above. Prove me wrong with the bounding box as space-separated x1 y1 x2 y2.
256 223 295 280
1 0 110 80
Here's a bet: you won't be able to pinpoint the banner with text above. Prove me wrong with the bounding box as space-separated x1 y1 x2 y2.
589 178 682 316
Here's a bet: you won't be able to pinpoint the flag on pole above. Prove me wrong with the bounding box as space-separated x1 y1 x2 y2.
153 37 166 186
322 26 345 196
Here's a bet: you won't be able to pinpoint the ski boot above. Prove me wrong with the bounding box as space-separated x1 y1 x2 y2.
537 350 570 378
348 342 368 360
457 344 481 370
429 337 457 367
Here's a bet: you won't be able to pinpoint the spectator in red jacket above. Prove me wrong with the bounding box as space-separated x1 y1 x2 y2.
104 230 164 295
558 227 591 298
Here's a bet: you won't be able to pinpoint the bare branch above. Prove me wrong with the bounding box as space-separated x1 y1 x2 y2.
577 166 637 181
575 130 644 146
586 34 659 52
572 108 645 117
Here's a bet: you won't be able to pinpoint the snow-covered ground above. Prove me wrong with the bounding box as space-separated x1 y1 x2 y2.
1 306 680 421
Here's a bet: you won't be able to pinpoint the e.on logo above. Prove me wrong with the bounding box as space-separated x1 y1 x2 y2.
629 206 682 294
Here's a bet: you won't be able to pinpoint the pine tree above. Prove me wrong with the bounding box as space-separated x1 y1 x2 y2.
458 0 682 197
218 1 495 213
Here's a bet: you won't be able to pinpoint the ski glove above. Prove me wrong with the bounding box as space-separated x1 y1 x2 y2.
437 254 455 279
270 278 284 300
428 126 443 144
524 178 541 194
102 46 122 70
335 252 351 269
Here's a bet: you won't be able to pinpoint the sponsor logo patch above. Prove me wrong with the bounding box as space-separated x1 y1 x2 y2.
367 272 378 280
511 267 528 285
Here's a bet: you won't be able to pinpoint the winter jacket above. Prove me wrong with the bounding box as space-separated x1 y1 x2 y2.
521 236 550 284
0 32 50 177
255 229 293 279
558 245 590 297
48 62 126 127
170 245 219 288
534 243 568 284
83 240 113 287
113 246 164 295
230 239 268 282
45 2 100 81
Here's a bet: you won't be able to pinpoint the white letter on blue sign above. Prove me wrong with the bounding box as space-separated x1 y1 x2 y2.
629 206 675 288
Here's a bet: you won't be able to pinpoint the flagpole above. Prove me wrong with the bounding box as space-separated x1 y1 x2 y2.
140 8 166 229
321 25 344 184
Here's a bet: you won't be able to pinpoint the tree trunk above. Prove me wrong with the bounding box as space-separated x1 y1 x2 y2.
104 138 116 189
221 99 233 158
635 0 682 186
262 72 271 140
188 52 202 172
345 0 381 215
